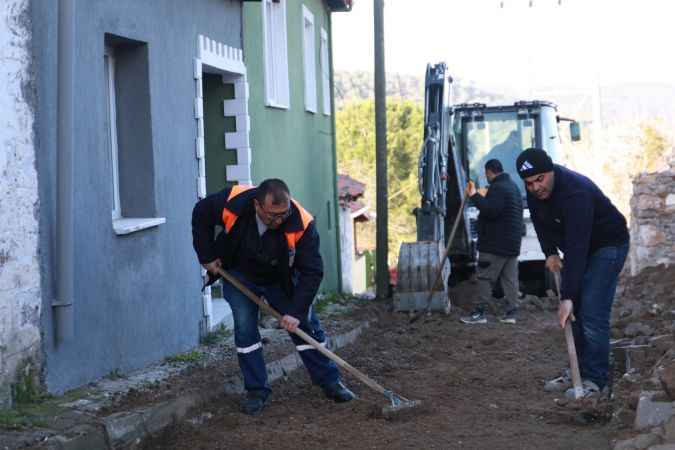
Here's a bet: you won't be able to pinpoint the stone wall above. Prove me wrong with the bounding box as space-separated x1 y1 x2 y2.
0 0 42 408
629 158 675 276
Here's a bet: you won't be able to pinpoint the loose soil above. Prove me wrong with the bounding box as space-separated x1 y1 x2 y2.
98 317 361 416
142 299 613 450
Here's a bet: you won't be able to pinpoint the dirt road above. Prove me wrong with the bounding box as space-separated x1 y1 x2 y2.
142 305 611 450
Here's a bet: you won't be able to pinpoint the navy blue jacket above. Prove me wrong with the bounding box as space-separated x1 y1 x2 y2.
527 165 629 304
471 172 524 257
191 186 323 319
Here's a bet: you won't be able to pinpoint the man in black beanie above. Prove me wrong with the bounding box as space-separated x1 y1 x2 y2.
516 148 629 398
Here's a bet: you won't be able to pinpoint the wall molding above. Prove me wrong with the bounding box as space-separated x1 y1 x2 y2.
193 34 251 331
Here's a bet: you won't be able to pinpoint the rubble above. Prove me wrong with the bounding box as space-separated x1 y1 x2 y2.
608 263 675 445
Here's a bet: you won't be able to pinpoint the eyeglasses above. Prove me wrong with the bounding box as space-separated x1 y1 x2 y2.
257 202 291 222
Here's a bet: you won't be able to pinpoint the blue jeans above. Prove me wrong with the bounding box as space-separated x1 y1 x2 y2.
571 243 628 389
221 271 340 394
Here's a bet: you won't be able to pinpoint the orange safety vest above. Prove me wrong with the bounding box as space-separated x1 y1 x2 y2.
221 185 314 250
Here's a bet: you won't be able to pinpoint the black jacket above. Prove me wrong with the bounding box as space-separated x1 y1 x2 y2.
191 186 323 318
527 165 629 304
471 172 524 257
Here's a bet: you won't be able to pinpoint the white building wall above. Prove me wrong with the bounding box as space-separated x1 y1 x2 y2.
0 0 42 408
339 206 354 294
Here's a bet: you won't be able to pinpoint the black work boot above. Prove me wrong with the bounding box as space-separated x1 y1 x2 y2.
240 390 269 416
322 381 356 403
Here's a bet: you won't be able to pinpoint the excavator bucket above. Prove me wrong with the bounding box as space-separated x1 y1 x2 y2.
393 241 451 314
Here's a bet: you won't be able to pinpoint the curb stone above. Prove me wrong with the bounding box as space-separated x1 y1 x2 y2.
36 320 371 450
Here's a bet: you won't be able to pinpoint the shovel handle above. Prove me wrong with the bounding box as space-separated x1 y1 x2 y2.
214 267 388 396
564 321 584 398
553 271 584 399
410 194 467 323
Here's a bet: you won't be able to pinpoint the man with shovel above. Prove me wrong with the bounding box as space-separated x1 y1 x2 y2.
515 148 629 398
460 159 524 325
192 179 355 415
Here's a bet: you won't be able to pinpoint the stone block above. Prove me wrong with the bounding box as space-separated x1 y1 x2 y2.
224 130 249 149
225 164 251 183
102 411 146 448
142 393 202 434
640 225 667 247
666 194 675 208
646 445 675 450
49 424 108 450
613 433 661 450
637 195 665 211
635 395 675 430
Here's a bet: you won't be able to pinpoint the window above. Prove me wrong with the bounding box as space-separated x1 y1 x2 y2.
104 46 121 220
320 28 331 115
262 0 290 108
302 5 317 113
104 35 164 235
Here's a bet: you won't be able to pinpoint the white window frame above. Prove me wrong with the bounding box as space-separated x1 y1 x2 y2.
302 5 317 113
320 27 331 116
262 0 290 109
104 46 122 220
104 44 165 235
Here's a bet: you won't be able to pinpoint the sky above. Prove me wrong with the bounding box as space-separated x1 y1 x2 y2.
332 0 675 92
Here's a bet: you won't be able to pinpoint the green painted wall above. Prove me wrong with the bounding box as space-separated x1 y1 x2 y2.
243 0 341 292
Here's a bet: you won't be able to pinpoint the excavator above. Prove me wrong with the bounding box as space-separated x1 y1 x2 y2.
395 62 581 311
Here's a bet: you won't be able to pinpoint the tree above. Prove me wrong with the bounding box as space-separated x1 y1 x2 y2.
336 99 423 264
638 123 671 173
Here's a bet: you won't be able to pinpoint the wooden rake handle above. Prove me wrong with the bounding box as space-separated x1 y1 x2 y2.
553 272 584 399
214 267 388 396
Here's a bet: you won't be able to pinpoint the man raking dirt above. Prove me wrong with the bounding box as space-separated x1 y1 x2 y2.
192 179 419 417
192 179 355 415
516 148 630 399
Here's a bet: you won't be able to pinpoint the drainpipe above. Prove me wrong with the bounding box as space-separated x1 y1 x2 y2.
53 0 75 344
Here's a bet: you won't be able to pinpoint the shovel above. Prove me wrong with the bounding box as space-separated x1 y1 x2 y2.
553 272 584 399
409 193 468 323
214 267 421 416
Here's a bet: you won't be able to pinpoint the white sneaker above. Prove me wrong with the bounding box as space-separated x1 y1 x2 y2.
460 310 487 324
564 380 600 399
544 368 572 392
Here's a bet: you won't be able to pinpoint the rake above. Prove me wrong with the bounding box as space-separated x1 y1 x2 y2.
215 267 421 416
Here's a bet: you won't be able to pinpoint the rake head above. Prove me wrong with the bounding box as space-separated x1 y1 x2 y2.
381 390 422 417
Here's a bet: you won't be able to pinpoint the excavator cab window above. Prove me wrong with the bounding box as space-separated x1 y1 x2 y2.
462 111 535 195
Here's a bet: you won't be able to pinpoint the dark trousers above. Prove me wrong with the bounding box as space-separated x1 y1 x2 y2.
221 271 340 394
572 243 629 389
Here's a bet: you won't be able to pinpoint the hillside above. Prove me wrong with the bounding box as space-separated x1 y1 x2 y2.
334 70 508 108
335 71 675 129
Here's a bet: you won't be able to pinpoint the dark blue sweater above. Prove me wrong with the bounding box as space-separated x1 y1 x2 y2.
527 165 629 304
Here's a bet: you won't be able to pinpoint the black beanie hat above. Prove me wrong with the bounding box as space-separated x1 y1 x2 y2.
516 148 554 179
